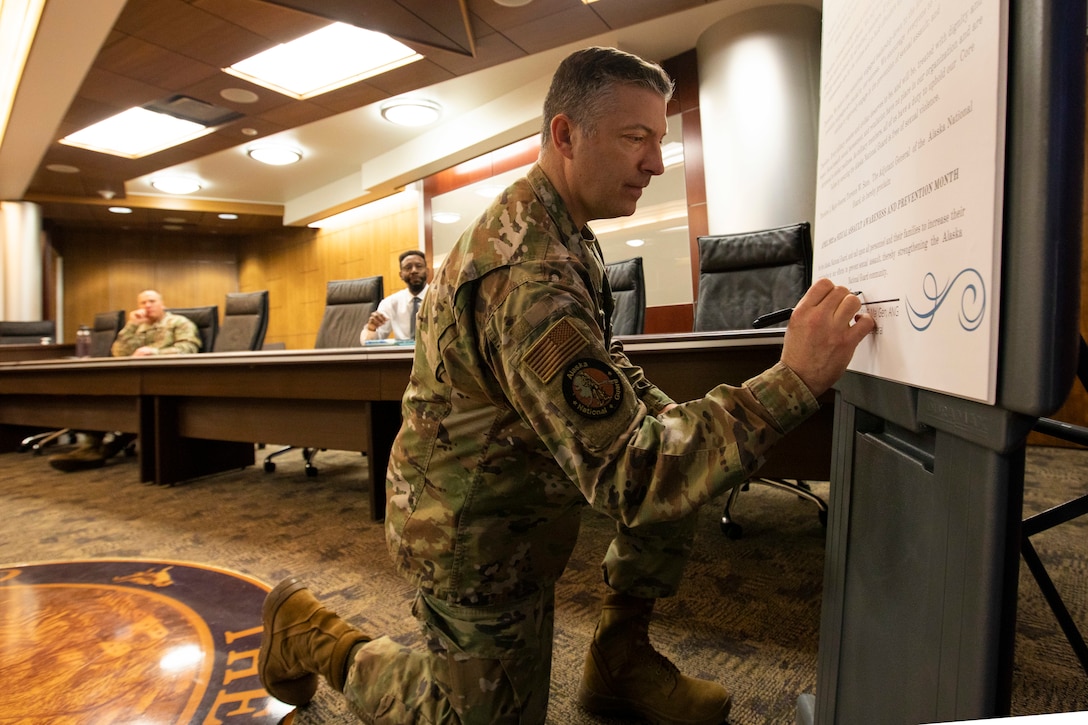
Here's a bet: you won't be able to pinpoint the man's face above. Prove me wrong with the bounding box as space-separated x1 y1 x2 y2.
565 85 668 225
399 254 428 295
137 292 165 323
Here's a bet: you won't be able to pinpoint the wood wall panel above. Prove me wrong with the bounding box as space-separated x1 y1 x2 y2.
236 191 419 349
53 230 240 344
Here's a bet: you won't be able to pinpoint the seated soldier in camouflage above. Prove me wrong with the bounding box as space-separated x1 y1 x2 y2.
48 289 200 472
258 47 874 724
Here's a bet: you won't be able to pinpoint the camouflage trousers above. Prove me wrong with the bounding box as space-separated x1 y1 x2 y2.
342 511 698 723
601 514 698 599
343 586 555 724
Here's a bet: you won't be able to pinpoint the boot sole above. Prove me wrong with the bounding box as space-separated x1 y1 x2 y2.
259 577 319 706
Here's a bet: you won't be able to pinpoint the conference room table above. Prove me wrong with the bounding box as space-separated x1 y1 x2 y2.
0 343 75 363
0 330 832 521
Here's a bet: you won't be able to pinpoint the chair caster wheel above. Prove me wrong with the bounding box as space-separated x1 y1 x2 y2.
305 466 318 477
720 521 743 539
264 461 276 473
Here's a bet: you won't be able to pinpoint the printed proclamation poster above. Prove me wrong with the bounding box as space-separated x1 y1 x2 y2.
813 0 1008 403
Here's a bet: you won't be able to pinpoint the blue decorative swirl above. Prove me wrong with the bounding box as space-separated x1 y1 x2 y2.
906 268 986 331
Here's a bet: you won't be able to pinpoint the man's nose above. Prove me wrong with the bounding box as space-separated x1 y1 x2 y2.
644 146 665 176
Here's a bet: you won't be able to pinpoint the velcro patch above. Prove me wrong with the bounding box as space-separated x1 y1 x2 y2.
524 318 588 383
562 358 623 419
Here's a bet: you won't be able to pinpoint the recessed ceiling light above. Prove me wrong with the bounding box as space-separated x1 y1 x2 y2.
493 0 533 6
60 107 212 159
246 144 302 165
46 163 80 174
107 206 132 214
432 212 462 224
218 213 239 220
626 239 646 247
150 177 202 195
380 99 442 127
224 22 423 100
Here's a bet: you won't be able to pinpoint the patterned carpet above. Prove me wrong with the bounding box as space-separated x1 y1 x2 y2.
0 441 1085 724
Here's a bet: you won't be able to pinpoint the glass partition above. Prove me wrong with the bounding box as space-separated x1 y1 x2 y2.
429 114 692 310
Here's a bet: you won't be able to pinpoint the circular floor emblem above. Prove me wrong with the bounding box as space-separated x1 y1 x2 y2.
563 358 623 418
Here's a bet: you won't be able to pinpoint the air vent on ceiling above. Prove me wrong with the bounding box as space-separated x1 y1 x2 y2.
144 95 243 126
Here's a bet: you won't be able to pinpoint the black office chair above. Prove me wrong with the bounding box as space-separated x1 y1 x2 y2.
694 221 823 538
167 306 219 353
90 309 126 357
265 276 384 475
21 311 125 454
212 290 269 352
314 276 384 348
0 320 56 344
605 257 646 336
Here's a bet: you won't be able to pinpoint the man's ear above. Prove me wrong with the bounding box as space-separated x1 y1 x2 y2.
550 114 576 160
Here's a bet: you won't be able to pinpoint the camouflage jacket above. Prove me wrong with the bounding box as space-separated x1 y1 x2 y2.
111 312 201 356
385 164 819 606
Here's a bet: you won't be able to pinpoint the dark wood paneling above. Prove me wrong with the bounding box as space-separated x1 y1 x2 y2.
644 304 693 335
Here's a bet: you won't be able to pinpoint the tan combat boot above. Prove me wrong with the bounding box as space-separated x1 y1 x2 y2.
258 577 370 705
578 592 732 725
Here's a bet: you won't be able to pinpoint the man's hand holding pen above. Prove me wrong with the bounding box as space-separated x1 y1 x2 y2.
779 279 875 397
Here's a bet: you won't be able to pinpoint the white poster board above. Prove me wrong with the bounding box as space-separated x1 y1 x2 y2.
813 0 1008 403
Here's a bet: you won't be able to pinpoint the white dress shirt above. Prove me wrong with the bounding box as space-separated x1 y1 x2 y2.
361 285 428 342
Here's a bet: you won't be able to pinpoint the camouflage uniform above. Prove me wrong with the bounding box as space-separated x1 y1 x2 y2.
111 312 201 356
343 164 819 723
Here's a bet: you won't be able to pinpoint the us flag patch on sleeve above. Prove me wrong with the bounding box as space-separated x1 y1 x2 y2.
524 317 588 383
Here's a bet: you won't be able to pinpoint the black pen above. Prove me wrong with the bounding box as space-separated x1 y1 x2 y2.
751 292 894 328
751 307 794 328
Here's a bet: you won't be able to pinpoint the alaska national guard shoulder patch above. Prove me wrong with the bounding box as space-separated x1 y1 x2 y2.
524 317 589 383
562 358 623 419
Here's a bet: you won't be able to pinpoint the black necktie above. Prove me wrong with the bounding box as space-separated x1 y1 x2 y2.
410 296 420 339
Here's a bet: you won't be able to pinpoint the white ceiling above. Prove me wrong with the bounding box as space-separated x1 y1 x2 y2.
9 0 818 230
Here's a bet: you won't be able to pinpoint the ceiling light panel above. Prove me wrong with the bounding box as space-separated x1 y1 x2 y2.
224 23 423 100
60 107 213 159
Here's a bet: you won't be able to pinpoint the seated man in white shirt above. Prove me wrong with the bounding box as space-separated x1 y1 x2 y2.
360 249 429 342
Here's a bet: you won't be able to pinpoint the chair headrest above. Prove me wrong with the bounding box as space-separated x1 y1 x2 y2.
605 257 643 292
225 291 268 316
698 222 812 273
326 277 382 306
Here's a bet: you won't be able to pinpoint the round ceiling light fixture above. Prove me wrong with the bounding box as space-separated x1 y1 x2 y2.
220 87 259 104
432 212 462 224
150 176 202 195
246 144 302 166
380 98 442 127
493 0 533 6
107 206 133 214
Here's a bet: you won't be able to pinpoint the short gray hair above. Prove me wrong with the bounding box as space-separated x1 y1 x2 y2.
541 46 674 145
